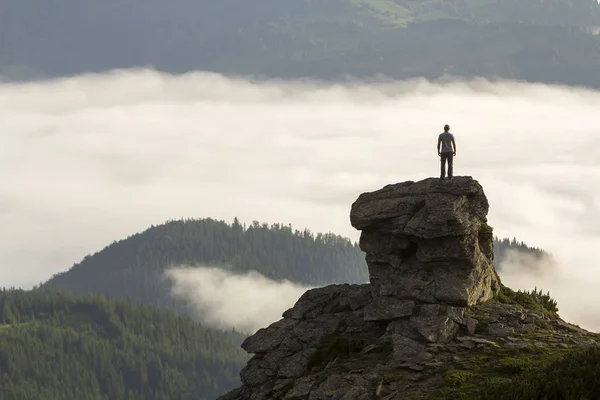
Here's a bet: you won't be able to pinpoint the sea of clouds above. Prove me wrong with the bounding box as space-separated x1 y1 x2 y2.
1 69 599 331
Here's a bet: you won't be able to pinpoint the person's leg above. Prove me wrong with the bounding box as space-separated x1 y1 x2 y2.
440 154 447 179
448 153 454 179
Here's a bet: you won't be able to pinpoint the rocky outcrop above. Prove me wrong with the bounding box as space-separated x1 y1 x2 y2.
218 177 598 400
351 176 500 306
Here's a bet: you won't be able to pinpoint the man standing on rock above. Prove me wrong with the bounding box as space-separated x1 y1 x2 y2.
437 124 456 179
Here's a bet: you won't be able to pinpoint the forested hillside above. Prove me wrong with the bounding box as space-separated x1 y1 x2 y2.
40 218 551 315
0 288 247 400
494 237 554 271
2 0 600 87
41 218 368 312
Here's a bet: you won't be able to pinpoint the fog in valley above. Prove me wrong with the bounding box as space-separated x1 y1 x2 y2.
1 68 599 331
166 266 314 333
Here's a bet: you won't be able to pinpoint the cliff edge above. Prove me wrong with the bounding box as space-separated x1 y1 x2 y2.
219 177 598 400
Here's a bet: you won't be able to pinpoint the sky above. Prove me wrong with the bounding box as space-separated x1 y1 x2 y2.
1 68 599 330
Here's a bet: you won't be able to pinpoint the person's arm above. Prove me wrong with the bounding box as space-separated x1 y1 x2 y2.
452 137 457 155
437 137 441 155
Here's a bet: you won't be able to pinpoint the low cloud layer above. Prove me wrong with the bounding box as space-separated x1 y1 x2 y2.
1 68 599 330
165 266 312 333
499 249 600 331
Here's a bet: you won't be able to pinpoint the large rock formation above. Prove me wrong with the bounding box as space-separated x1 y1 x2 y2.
351 176 500 307
218 177 597 400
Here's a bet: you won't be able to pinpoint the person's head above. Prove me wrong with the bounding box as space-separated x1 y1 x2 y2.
444 124 450 132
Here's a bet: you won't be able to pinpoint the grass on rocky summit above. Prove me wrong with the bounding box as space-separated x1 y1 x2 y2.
431 346 566 399
433 284 600 399
467 285 560 333
495 285 559 314
432 345 600 400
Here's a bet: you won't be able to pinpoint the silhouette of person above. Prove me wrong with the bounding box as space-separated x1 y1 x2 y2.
437 124 456 179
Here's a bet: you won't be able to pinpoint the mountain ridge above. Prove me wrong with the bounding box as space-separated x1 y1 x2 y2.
2 0 600 87
218 176 599 400
39 218 369 315
38 217 551 316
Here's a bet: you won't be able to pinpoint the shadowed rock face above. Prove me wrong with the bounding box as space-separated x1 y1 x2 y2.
351 176 500 306
218 177 516 400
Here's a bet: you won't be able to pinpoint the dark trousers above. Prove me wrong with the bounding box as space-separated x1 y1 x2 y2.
440 152 453 179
